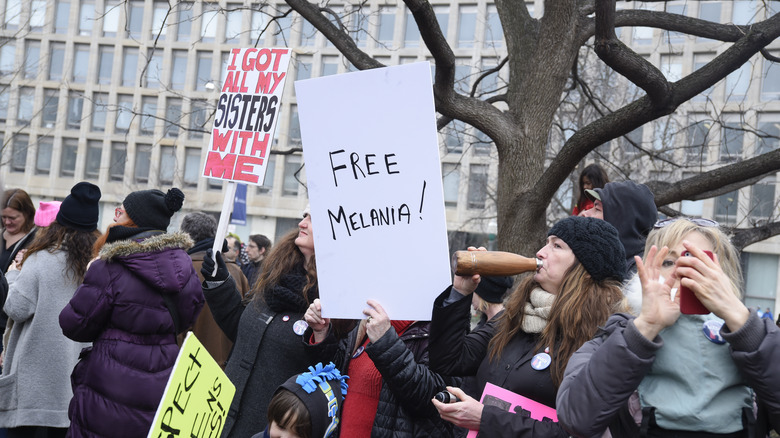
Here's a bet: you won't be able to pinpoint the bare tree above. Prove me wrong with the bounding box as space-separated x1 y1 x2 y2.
277 0 780 255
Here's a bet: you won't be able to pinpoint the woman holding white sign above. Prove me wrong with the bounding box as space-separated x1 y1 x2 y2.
201 208 324 438
429 216 627 437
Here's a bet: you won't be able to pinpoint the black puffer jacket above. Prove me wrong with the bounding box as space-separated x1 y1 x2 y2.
304 321 458 437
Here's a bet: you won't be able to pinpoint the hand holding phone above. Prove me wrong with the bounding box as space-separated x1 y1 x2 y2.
679 250 714 315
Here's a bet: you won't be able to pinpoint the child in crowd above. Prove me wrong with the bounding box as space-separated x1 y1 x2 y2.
253 362 348 438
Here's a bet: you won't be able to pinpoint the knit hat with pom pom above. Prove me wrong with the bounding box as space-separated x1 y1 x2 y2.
122 188 185 231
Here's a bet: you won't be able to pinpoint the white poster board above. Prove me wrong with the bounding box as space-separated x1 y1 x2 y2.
202 47 291 186
295 62 451 321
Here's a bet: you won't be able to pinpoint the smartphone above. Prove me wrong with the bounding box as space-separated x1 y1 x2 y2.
679 250 714 315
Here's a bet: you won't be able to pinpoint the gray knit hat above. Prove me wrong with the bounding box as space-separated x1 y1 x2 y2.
547 216 626 282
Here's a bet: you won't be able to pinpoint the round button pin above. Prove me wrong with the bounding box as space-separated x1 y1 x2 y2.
531 351 552 370
282 315 290 322
702 319 726 344
292 319 308 336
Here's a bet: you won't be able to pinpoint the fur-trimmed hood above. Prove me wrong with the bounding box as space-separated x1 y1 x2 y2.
99 232 196 294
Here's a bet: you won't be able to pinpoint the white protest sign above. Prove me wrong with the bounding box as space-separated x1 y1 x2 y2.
202 47 291 186
295 62 451 321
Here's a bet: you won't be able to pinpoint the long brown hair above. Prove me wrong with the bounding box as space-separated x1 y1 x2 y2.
489 263 624 387
246 228 317 306
92 218 138 258
20 222 99 283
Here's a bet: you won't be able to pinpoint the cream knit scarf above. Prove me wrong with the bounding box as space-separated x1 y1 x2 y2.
521 288 555 334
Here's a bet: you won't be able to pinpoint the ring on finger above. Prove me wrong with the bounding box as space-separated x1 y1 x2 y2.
366 316 373 323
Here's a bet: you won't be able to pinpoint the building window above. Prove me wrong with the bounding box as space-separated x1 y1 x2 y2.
692 53 716 101
442 163 459 207
4 0 20 30
115 94 133 133
60 138 78 176
250 9 264 43
91 92 108 132
761 51 780 101
697 2 721 42
127 1 143 39
164 98 182 138
195 51 212 91
67 91 84 130
140 96 157 135
0 87 8 122
484 5 502 48
403 8 419 48
454 63 471 94
456 5 476 48
348 7 367 47
188 99 208 139
663 3 686 43
257 154 276 194
151 2 167 39
200 2 218 42
295 55 312 81
55 0 70 34
377 7 395 46
143 49 163 88
168 50 187 89
78 0 93 35
23 40 40 79
282 155 302 197
17 87 35 124
109 142 126 180
183 147 200 187
102 1 120 36
122 47 138 87
479 61 499 97
41 89 59 128
467 164 488 209
0 41 16 76
714 190 739 225
660 55 682 82
300 17 316 46
288 106 300 144
472 129 493 156
686 119 712 160
749 176 776 222
159 145 176 184
12 135 28 172
743 252 779 312
433 5 448 39
720 123 743 162
225 5 242 43
48 42 64 80
756 118 780 155
85 140 102 179
35 136 52 175
98 45 113 84
444 120 464 154
176 2 193 41
134 143 151 183
321 55 338 76
621 126 643 158
30 0 47 30
725 62 752 102
72 44 89 83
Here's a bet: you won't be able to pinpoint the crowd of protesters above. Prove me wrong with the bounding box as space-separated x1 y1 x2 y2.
0 169 778 438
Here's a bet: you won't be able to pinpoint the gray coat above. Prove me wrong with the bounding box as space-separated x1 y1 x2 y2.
0 250 89 428
556 312 780 437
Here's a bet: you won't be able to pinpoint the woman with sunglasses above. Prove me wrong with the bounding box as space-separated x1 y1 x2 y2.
557 218 780 436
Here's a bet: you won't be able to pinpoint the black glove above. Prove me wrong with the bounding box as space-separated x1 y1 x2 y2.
202 249 229 283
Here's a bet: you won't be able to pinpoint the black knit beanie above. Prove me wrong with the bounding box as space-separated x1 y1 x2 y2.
56 181 101 232
122 188 185 230
547 216 626 282
474 275 513 304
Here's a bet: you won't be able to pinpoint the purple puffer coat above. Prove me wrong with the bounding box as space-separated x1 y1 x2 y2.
59 232 204 438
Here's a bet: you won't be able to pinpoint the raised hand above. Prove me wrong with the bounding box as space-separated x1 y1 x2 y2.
634 245 679 340
304 298 330 343
363 299 392 343
201 249 229 282
453 246 484 296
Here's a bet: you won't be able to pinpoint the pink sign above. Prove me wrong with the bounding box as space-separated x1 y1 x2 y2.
466 383 558 437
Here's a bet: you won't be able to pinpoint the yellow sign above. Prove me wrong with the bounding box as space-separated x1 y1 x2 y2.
147 332 236 438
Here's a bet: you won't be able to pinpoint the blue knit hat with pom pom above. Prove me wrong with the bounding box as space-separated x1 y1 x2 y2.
122 188 184 230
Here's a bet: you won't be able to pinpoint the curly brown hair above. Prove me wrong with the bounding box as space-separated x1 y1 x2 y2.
20 221 99 283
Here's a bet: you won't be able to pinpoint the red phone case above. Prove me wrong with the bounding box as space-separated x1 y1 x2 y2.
679 250 714 315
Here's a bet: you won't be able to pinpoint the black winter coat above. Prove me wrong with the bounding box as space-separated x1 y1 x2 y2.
304 321 458 437
429 288 569 438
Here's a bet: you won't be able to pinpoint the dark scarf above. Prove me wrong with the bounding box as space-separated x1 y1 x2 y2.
263 263 317 313
106 226 163 244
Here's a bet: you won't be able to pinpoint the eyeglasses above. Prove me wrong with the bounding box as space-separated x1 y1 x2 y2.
114 207 125 219
654 217 719 228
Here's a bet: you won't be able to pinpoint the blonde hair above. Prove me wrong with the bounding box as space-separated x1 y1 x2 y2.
644 219 742 297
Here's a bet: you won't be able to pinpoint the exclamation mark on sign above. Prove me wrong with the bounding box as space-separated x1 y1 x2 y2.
419 180 427 220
